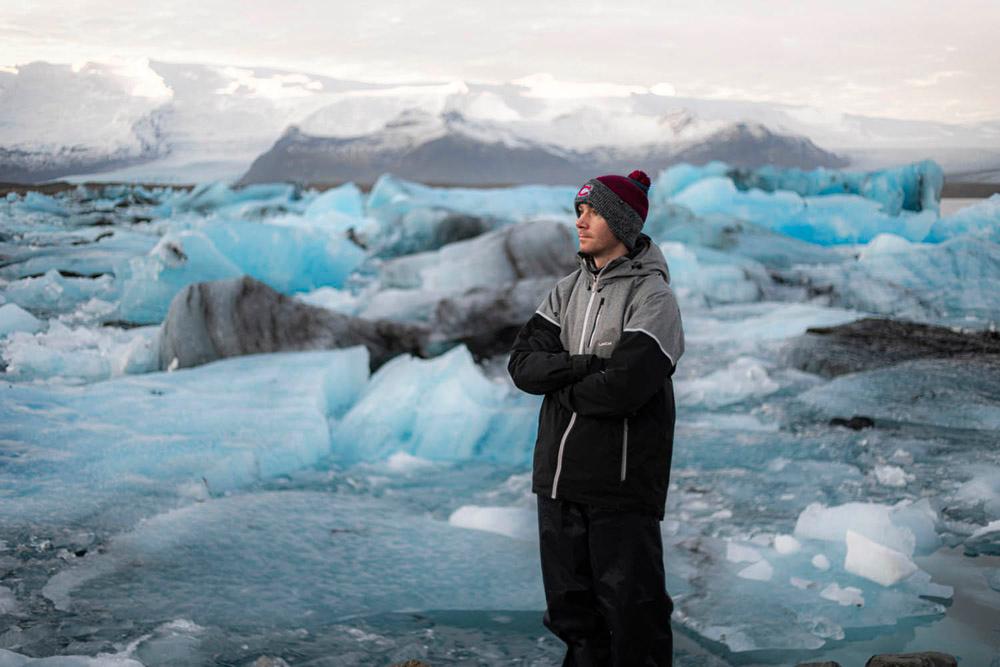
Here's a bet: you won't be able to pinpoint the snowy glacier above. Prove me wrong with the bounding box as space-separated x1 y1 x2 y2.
2 161 999 666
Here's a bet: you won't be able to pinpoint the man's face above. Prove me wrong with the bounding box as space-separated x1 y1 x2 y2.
575 202 620 256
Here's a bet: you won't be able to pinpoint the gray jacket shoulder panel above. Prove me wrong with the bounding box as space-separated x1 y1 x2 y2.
536 269 582 327
624 277 685 367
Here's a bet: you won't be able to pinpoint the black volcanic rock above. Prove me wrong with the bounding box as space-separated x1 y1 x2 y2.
782 317 1000 377
865 653 957 667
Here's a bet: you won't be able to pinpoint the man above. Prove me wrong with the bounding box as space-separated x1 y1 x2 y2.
507 169 684 666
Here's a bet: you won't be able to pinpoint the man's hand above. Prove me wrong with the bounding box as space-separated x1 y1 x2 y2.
508 314 604 395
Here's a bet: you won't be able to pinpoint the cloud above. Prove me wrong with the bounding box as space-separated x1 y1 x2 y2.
904 70 971 88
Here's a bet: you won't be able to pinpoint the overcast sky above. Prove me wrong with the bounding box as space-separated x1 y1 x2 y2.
2 0 998 124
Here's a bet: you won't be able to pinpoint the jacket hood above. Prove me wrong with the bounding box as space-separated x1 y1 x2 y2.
576 233 671 285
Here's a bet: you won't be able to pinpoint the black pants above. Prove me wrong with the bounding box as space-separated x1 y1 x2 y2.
537 494 674 667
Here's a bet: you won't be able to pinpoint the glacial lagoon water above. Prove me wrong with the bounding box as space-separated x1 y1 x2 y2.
1 166 999 665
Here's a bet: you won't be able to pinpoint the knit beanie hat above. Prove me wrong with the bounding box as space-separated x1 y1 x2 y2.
574 169 651 251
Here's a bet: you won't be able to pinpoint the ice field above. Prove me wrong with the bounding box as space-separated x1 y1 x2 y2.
1 162 999 665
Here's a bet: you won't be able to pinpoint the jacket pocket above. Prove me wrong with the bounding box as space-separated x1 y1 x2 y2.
620 417 629 482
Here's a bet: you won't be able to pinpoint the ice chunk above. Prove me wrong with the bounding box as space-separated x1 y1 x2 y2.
677 356 779 408
0 347 370 525
737 559 774 581
366 173 573 227
3 268 117 315
384 451 435 473
683 302 862 345
844 530 918 586
356 286 445 323
116 231 243 324
673 177 915 245
332 344 539 465
293 286 362 315
157 276 427 371
198 218 365 293
0 228 158 281
363 174 574 256
303 182 364 219
788 235 1000 325
0 303 42 337
966 520 1000 556
668 166 941 245
651 161 730 200
668 526 946 654
659 242 768 304
116 223 365 324
725 160 943 215
673 176 802 228
856 233 914 261
874 464 912 487
726 542 763 563
793 498 939 557
789 576 813 590
819 583 864 607
954 469 1000 518
379 219 576 292
155 181 299 217
774 534 801 555
794 502 917 555
1 320 160 383
926 193 1000 242
17 191 69 217
796 357 1000 432
648 204 839 269
0 648 145 665
448 505 536 541
812 554 831 571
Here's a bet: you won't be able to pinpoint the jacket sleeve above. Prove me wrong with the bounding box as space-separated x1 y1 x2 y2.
507 286 603 396
553 288 684 418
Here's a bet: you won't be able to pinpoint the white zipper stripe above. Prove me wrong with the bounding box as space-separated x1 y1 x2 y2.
620 417 629 482
586 301 604 351
550 412 577 499
552 267 605 500
576 286 598 355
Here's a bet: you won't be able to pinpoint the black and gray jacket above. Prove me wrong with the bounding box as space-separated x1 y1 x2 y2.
507 233 684 519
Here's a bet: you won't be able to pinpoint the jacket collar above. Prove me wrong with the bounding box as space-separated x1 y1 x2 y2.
576 233 671 284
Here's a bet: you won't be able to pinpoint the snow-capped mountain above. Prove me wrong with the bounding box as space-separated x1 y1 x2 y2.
239 110 847 186
0 60 388 184
1 59 998 184
0 61 170 182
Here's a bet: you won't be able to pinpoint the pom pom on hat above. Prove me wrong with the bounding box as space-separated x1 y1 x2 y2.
627 170 651 193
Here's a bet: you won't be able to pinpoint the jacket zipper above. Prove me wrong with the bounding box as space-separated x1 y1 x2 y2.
586 298 605 350
620 417 629 482
552 266 606 499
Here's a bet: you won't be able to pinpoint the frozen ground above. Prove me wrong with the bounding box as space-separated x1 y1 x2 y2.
1 162 998 665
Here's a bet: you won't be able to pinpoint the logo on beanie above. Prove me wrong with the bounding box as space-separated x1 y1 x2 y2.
576 184 592 197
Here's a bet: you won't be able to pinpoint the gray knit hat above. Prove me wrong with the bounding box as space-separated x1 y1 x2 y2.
573 169 651 250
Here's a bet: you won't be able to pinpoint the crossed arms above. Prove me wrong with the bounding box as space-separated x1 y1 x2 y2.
507 295 679 418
